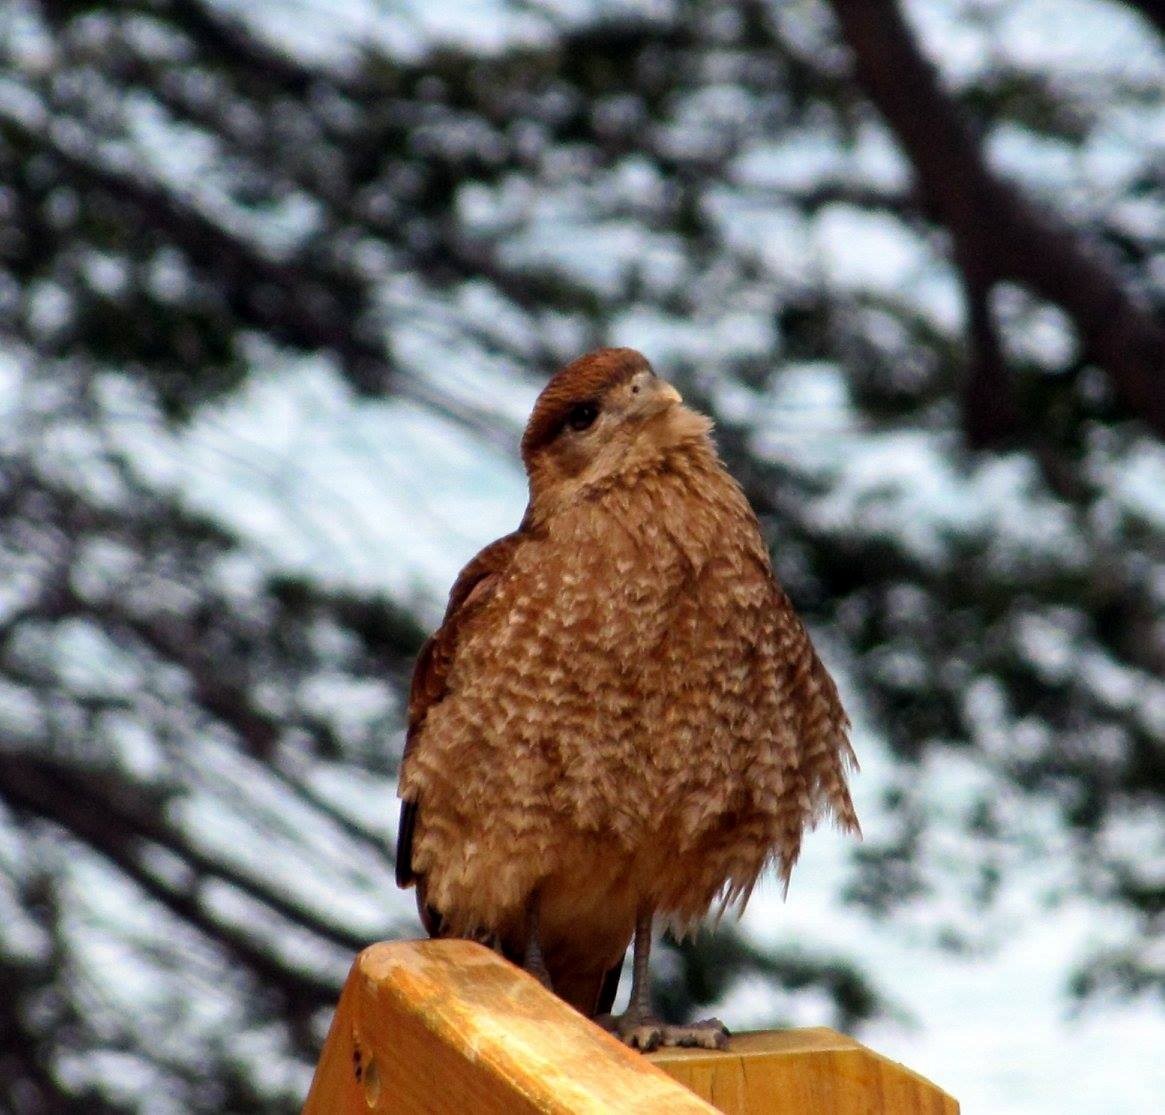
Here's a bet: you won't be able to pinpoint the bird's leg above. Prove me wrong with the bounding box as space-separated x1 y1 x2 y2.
521 891 553 991
600 908 729 1052
605 908 665 1050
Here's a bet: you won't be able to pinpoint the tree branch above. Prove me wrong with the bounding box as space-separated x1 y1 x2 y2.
1122 0 1165 40
0 753 341 1011
828 0 1165 443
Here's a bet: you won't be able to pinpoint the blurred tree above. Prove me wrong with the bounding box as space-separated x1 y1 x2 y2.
0 0 1161 1110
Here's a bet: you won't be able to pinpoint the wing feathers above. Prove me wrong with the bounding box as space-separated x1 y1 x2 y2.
395 529 525 893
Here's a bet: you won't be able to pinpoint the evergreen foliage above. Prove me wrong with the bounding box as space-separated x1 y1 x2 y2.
0 1 1161 1109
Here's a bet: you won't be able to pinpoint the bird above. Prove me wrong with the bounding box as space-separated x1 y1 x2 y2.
396 347 859 1050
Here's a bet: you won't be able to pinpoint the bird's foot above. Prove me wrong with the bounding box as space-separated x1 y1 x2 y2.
596 1011 730 1052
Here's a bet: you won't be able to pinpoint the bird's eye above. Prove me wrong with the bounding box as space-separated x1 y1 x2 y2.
566 401 598 432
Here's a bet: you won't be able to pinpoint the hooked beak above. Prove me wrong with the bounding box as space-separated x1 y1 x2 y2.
629 373 683 420
655 379 683 407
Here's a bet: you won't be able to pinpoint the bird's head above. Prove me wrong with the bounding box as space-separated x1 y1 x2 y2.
520 347 712 514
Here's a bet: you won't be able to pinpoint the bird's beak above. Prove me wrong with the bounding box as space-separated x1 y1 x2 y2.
624 371 684 426
656 379 683 407
631 374 682 418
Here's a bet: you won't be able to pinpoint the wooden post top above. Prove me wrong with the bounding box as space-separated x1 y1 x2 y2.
302 940 958 1115
650 1027 959 1114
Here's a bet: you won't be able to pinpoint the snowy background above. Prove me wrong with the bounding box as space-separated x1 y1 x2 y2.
1 0 1163 1111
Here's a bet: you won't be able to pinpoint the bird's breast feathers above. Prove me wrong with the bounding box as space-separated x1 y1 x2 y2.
482 453 765 661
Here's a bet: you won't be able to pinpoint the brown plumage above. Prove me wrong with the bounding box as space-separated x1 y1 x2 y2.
397 347 859 1049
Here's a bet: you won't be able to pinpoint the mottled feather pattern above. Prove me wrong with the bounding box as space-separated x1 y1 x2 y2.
403 531 522 754
396 347 859 1013
397 531 522 891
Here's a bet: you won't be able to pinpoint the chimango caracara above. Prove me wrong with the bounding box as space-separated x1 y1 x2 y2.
397 347 859 1050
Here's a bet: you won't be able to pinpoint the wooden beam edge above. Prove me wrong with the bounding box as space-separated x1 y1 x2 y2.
304 940 959 1115
305 940 718 1114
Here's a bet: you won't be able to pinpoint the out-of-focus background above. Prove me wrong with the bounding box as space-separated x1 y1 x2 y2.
0 0 1162 1111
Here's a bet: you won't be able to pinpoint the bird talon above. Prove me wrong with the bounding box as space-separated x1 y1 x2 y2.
670 1018 730 1049
626 1024 665 1052
603 1012 728 1052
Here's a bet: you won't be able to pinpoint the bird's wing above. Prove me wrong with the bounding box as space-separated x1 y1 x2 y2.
395 529 525 890
771 576 861 841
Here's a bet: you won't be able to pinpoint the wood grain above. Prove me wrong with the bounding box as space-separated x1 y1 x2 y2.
301 939 717 1114
650 1027 959 1114
302 939 959 1114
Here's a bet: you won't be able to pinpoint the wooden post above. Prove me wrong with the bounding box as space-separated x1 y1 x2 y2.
303 940 958 1114
303 940 716 1114
651 1029 958 1114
